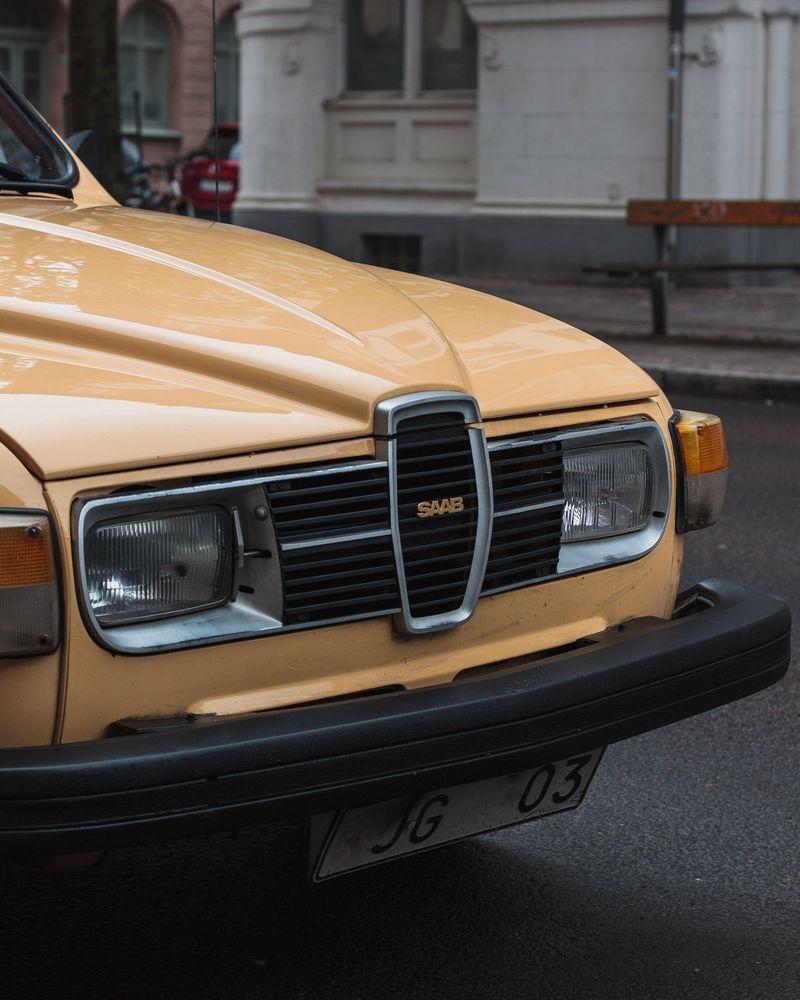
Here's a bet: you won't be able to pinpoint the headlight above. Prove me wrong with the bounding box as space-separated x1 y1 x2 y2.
555 421 670 578
85 508 233 625
77 476 283 653
562 444 654 542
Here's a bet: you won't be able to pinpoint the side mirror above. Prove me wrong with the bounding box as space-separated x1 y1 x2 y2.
66 129 101 177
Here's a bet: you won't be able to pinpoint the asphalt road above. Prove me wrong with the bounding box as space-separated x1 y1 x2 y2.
1 394 798 1000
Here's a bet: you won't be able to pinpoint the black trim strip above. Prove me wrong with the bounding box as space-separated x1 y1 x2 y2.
0 76 78 197
0 579 790 857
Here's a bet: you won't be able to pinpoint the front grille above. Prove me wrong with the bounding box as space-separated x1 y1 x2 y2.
81 398 662 655
483 437 565 593
267 463 389 542
267 463 400 626
265 427 566 630
394 412 478 619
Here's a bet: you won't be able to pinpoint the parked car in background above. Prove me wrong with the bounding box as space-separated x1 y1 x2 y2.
179 123 240 220
0 76 791 876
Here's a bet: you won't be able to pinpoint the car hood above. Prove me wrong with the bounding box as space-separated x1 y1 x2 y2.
0 199 657 479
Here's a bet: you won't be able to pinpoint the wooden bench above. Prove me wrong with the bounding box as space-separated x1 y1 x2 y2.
585 200 800 336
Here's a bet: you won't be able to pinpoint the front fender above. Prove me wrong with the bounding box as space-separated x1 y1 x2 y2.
0 442 62 747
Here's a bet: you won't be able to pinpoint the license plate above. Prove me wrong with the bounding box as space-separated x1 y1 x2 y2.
311 748 604 881
198 179 233 193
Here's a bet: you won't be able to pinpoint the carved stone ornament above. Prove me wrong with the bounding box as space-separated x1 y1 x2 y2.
482 34 501 71
686 30 721 67
282 38 302 75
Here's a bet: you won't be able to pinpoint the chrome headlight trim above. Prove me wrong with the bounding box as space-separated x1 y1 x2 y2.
483 419 671 595
74 462 395 655
555 420 671 577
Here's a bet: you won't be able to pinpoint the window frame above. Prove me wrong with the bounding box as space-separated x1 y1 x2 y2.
419 0 478 93
215 9 240 125
0 3 49 114
0 72 78 196
344 0 477 98
120 2 174 133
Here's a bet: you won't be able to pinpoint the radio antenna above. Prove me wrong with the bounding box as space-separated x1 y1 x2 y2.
211 0 221 223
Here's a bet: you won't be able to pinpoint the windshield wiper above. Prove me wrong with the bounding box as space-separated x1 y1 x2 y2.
0 165 74 198
0 163 28 182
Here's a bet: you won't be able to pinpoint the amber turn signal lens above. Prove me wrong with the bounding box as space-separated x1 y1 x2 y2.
0 519 56 588
0 513 60 656
674 412 728 533
675 412 728 476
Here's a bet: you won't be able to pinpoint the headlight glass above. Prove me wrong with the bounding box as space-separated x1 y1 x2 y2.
85 507 233 625
562 444 653 542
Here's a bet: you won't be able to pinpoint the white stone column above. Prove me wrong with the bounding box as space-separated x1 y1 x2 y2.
763 9 796 198
235 0 335 218
680 14 753 198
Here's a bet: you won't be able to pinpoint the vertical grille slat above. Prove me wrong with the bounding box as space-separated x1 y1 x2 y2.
395 413 478 620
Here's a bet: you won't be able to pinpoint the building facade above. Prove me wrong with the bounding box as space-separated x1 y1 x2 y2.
0 0 240 161
234 0 800 278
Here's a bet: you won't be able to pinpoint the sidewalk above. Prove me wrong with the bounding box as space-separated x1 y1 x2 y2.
604 338 800 402
440 278 800 402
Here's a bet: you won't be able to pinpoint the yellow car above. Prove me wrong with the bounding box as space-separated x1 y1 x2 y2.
0 78 790 877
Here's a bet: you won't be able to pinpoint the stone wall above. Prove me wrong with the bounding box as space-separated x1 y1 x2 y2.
238 0 800 277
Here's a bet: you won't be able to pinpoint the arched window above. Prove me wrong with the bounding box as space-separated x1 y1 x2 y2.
120 3 172 131
216 10 240 124
0 1 48 111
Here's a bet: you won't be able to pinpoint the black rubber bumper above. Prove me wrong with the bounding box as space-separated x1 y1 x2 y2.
0 579 790 858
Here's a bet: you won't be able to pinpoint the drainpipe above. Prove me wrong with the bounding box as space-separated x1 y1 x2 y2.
652 0 687 336
666 0 686 204
763 11 794 199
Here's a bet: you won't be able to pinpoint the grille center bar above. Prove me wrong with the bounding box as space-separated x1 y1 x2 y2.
374 392 494 636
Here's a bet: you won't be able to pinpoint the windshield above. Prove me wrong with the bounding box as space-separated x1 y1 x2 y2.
0 75 77 190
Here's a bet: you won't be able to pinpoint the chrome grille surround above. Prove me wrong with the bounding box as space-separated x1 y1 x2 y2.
374 392 493 635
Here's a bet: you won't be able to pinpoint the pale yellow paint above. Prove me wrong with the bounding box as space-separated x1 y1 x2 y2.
45 399 682 745
0 158 682 748
0 190 655 480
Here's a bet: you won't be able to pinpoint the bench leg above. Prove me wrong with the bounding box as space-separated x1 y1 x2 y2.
651 270 669 337
651 223 670 336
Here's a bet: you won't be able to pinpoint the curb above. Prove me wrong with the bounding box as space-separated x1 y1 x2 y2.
641 365 800 403
592 325 800 349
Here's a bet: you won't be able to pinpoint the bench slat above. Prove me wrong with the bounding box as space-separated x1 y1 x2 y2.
584 261 800 276
627 200 800 227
